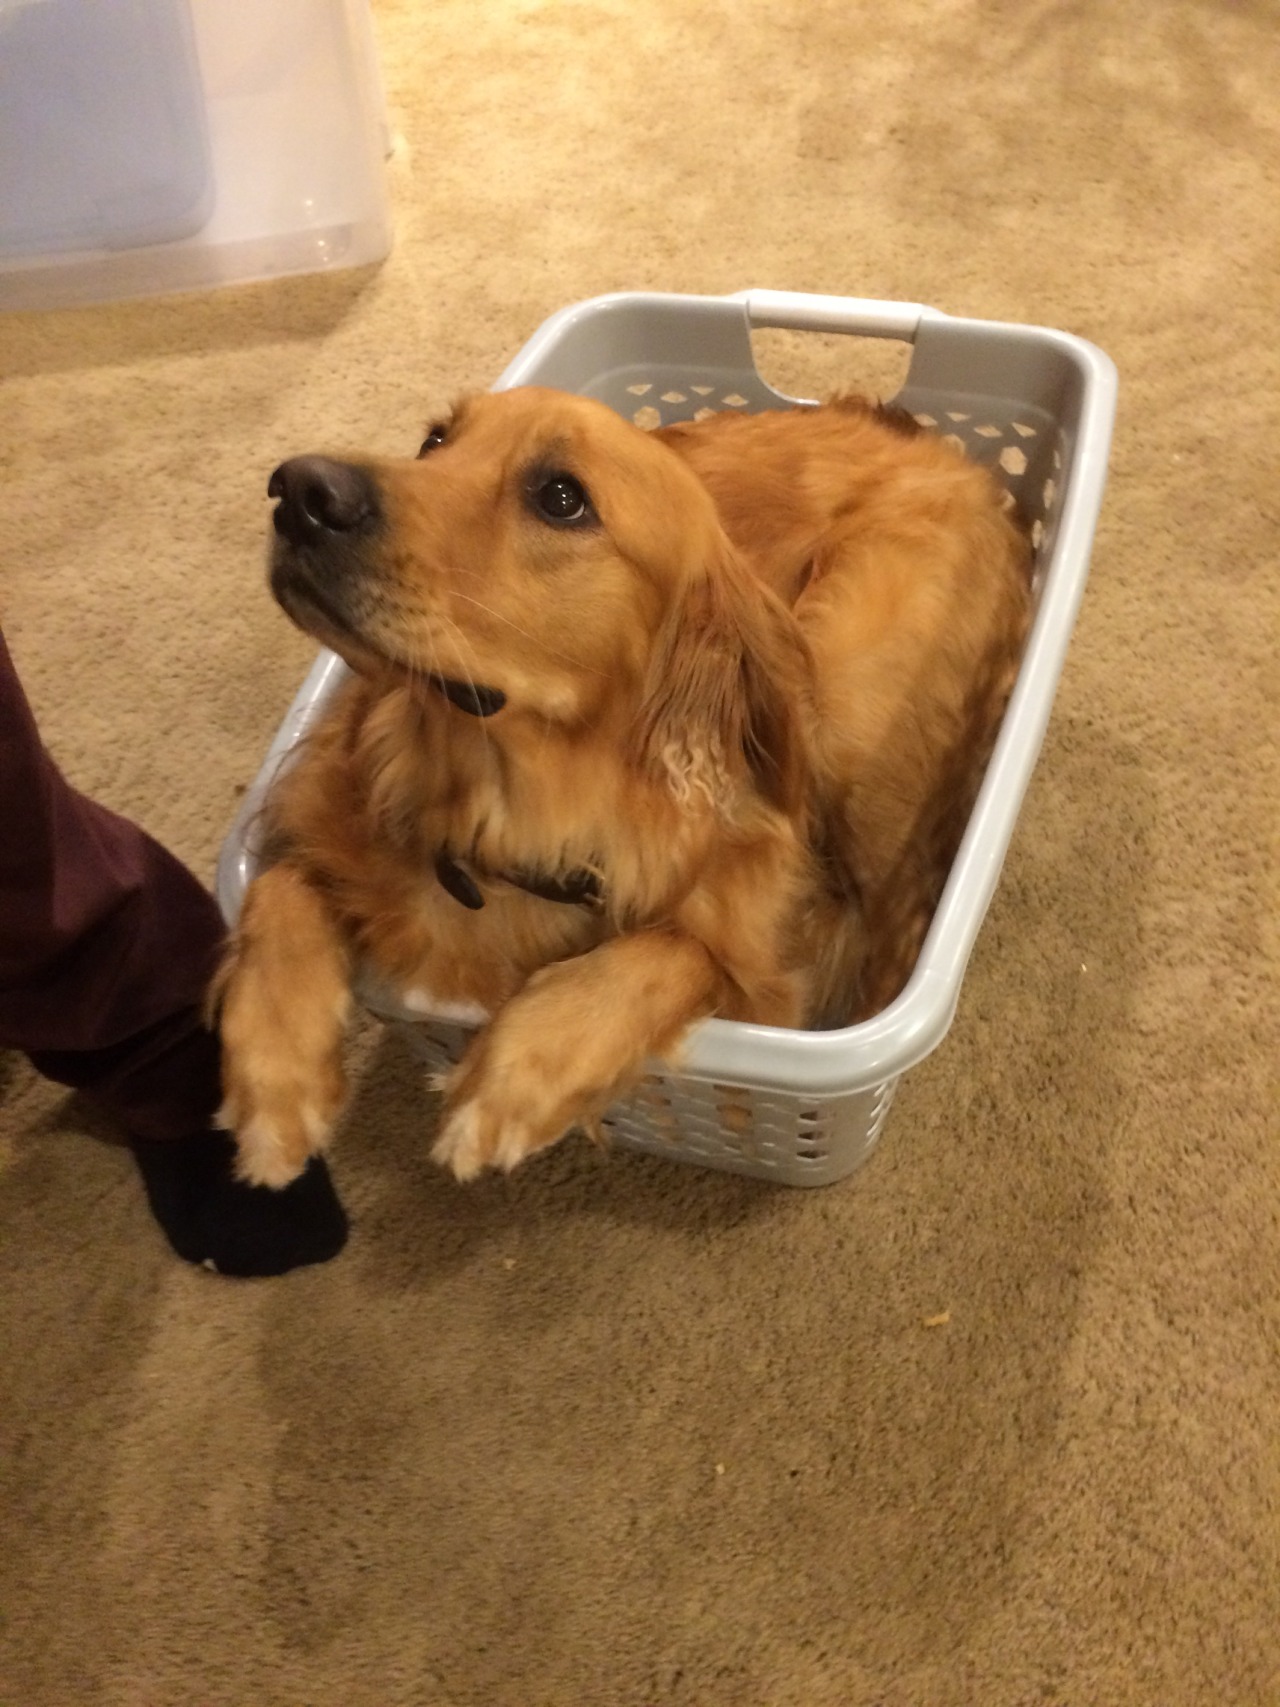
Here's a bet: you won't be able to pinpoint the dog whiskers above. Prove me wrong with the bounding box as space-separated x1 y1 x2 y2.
431 614 496 765
448 589 606 676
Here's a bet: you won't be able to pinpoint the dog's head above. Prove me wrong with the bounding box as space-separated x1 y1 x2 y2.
267 386 811 812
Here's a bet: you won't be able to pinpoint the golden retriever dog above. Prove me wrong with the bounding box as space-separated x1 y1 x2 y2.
214 386 1030 1186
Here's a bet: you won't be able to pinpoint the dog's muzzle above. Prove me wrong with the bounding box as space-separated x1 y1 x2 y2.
266 457 508 717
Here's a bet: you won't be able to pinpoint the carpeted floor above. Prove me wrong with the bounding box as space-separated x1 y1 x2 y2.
2 2 1277 1703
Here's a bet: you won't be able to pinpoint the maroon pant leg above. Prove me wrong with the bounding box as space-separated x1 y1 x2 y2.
0 627 225 1142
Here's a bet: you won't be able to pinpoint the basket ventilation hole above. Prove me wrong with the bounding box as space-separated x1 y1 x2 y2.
1043 477 1056 509
633 406 662 430
999 445 1028 476
913 413 938 428
942 434 965 453
694 408 716 422
691 385 714 396
661 390 687 404
722 393 748 407
627 383 652 396
945 411 971 423
974 424 1002 438
714 1088 754 1137
1011 421 1037 439
1031 519 1045 549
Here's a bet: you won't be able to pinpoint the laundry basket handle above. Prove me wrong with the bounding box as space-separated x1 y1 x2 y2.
741 289 928 341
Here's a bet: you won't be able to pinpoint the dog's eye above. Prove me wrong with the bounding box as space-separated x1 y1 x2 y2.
533 473 592 525
417 424 448 457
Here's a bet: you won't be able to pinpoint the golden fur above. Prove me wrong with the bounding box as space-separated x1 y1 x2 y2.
213 386 1030 1185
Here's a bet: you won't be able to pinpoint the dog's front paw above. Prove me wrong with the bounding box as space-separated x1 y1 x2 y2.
428 967 635 1182
430 1096 549 1182
211 862 353 1189
218 1066 346 1189
429 1036 586 1181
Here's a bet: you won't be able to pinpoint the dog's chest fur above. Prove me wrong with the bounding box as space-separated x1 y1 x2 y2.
357 686 718 927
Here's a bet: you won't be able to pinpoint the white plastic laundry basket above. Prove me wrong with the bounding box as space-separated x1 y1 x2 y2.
217 289 1117 1186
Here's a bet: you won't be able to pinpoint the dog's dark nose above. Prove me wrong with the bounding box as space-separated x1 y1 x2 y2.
268 456 376 545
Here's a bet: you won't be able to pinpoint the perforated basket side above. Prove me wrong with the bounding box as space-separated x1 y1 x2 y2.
583 367 1066 598
605 1070 899 1186
398 1019 897 1187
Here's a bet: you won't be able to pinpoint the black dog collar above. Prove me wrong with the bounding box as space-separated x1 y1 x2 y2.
507 866 602 907
429 675 506 717
435 853 485 910
435 852 601 912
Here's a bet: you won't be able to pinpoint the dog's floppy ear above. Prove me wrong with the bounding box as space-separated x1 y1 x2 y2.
635 536 811 816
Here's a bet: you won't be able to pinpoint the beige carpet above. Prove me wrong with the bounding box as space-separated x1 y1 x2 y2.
2 2 1277 1702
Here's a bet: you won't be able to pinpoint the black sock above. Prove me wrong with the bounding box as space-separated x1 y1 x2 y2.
129 1129 348 1277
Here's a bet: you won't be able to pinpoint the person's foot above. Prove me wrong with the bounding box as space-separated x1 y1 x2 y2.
129 1129 348 1276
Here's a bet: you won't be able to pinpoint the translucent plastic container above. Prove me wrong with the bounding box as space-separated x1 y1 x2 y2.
0 0 390 309
217 289 1117 1185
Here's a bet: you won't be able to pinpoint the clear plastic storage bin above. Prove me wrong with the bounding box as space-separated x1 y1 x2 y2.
0 0 390 309
217 289 1117 1185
